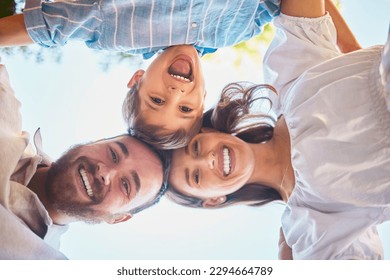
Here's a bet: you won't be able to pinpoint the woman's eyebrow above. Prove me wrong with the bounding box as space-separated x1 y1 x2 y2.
185 168 191 187
115 141 129 157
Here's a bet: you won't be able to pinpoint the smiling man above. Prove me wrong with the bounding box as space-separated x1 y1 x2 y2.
0 62 168 259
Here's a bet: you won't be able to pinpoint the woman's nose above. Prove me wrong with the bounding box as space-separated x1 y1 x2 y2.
206 151 215 170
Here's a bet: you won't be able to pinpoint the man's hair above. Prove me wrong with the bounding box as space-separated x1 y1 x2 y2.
122 82 203 150
129 148 172 215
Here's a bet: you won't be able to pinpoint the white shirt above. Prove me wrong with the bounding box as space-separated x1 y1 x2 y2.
0 63 68 259
264 14 390 259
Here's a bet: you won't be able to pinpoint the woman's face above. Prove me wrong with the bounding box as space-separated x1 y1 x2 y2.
169 130 256 202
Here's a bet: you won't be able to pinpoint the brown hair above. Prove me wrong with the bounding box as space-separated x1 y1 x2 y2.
122 82 203 150
167 82 283 209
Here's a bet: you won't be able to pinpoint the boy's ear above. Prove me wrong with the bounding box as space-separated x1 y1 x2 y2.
105 213 132 224
202 196 226 208
200 127 217 133
127 69 145 88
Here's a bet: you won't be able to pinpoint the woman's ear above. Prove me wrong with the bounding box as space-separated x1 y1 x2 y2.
127 69 145 88
202 196 227 208
105 213 132 224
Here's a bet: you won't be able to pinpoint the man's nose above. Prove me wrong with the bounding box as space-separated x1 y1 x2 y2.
97 163 116 186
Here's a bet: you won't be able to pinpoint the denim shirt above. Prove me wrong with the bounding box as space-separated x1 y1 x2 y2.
23 0 280 58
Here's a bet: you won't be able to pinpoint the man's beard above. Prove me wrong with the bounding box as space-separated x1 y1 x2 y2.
45 144 112 224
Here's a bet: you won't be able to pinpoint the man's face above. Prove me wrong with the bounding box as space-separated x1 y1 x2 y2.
46 135 163 223
128 45 206 134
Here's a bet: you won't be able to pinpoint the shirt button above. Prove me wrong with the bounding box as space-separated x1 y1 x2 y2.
191 22 198 28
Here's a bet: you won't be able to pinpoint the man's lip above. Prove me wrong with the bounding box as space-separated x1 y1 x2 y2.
77 165 94 200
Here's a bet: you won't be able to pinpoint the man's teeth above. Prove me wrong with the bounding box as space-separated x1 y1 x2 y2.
170 74 190 82
79 168 93 197
223 147 231 176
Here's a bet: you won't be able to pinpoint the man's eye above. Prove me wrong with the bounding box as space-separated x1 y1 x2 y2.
179 106 193 113
193 140 199 157
110 148 118 163
194 169 200 185
151 97 165 105
121 178 130 196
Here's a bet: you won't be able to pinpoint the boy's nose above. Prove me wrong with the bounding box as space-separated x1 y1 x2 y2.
168 86 185 93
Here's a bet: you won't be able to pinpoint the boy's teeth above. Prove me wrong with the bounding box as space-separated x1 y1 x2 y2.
79 168 93 197
170 74 190 82
223 148 231 176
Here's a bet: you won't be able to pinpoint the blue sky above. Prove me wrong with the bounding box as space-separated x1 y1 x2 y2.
2 0 389 259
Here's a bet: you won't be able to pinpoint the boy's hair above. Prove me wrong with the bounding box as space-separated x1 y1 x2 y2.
122 82 203 150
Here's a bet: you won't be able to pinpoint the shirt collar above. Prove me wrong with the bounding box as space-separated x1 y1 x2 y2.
33 128 53 167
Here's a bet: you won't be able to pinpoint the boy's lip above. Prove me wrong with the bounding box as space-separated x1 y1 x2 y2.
168 54 194 82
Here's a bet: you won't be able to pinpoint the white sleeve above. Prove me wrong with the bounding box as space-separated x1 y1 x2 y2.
282 206 384 260
380 27 390 111
263 13 341 96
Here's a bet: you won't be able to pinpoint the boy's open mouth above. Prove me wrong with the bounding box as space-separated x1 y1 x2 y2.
168 56 193 82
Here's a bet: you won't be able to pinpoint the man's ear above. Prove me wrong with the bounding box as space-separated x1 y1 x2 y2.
127 69 145 88
202 196 226 208
200 127 217 133
106 213 132 224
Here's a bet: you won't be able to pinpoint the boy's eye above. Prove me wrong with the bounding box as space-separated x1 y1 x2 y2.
151 97 165 105
179 106 193 113
121 178 131 197
193 140 199 157
110 148 119 163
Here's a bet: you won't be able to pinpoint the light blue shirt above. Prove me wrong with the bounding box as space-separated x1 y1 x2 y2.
24 0 280 58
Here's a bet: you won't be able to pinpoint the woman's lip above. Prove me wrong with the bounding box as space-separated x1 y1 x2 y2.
217 145 235 178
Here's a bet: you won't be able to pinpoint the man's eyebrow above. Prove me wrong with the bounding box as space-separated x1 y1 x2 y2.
115 141 129 157
131 171 141 193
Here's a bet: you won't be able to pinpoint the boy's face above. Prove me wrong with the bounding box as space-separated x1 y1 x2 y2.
128 45 206 133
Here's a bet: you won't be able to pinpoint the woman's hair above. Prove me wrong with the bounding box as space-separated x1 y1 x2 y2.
167 81 283 209
122 82 203 150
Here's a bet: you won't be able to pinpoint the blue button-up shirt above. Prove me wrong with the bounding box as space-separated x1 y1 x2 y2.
24 0 280 58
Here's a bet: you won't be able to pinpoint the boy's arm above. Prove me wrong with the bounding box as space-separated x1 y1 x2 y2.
0 14 34 47
325 0 361 53
281 0 325 18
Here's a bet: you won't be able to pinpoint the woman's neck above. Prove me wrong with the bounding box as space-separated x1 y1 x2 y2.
247 116 294 202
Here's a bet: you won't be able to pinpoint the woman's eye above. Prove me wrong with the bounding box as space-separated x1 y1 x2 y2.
179 106 193 113
194 169 200 185
151 97 165 105
193 140 199 157
121 178 130 196
110 148 118 163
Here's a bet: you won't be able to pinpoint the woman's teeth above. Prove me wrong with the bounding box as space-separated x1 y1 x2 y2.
170 74 190 82
223 147 231 176
79 168 93 197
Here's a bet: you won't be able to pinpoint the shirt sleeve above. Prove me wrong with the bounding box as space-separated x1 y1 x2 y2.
263 13 341 96
380 27 390 111
23 0 102 48
282 205 384 260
